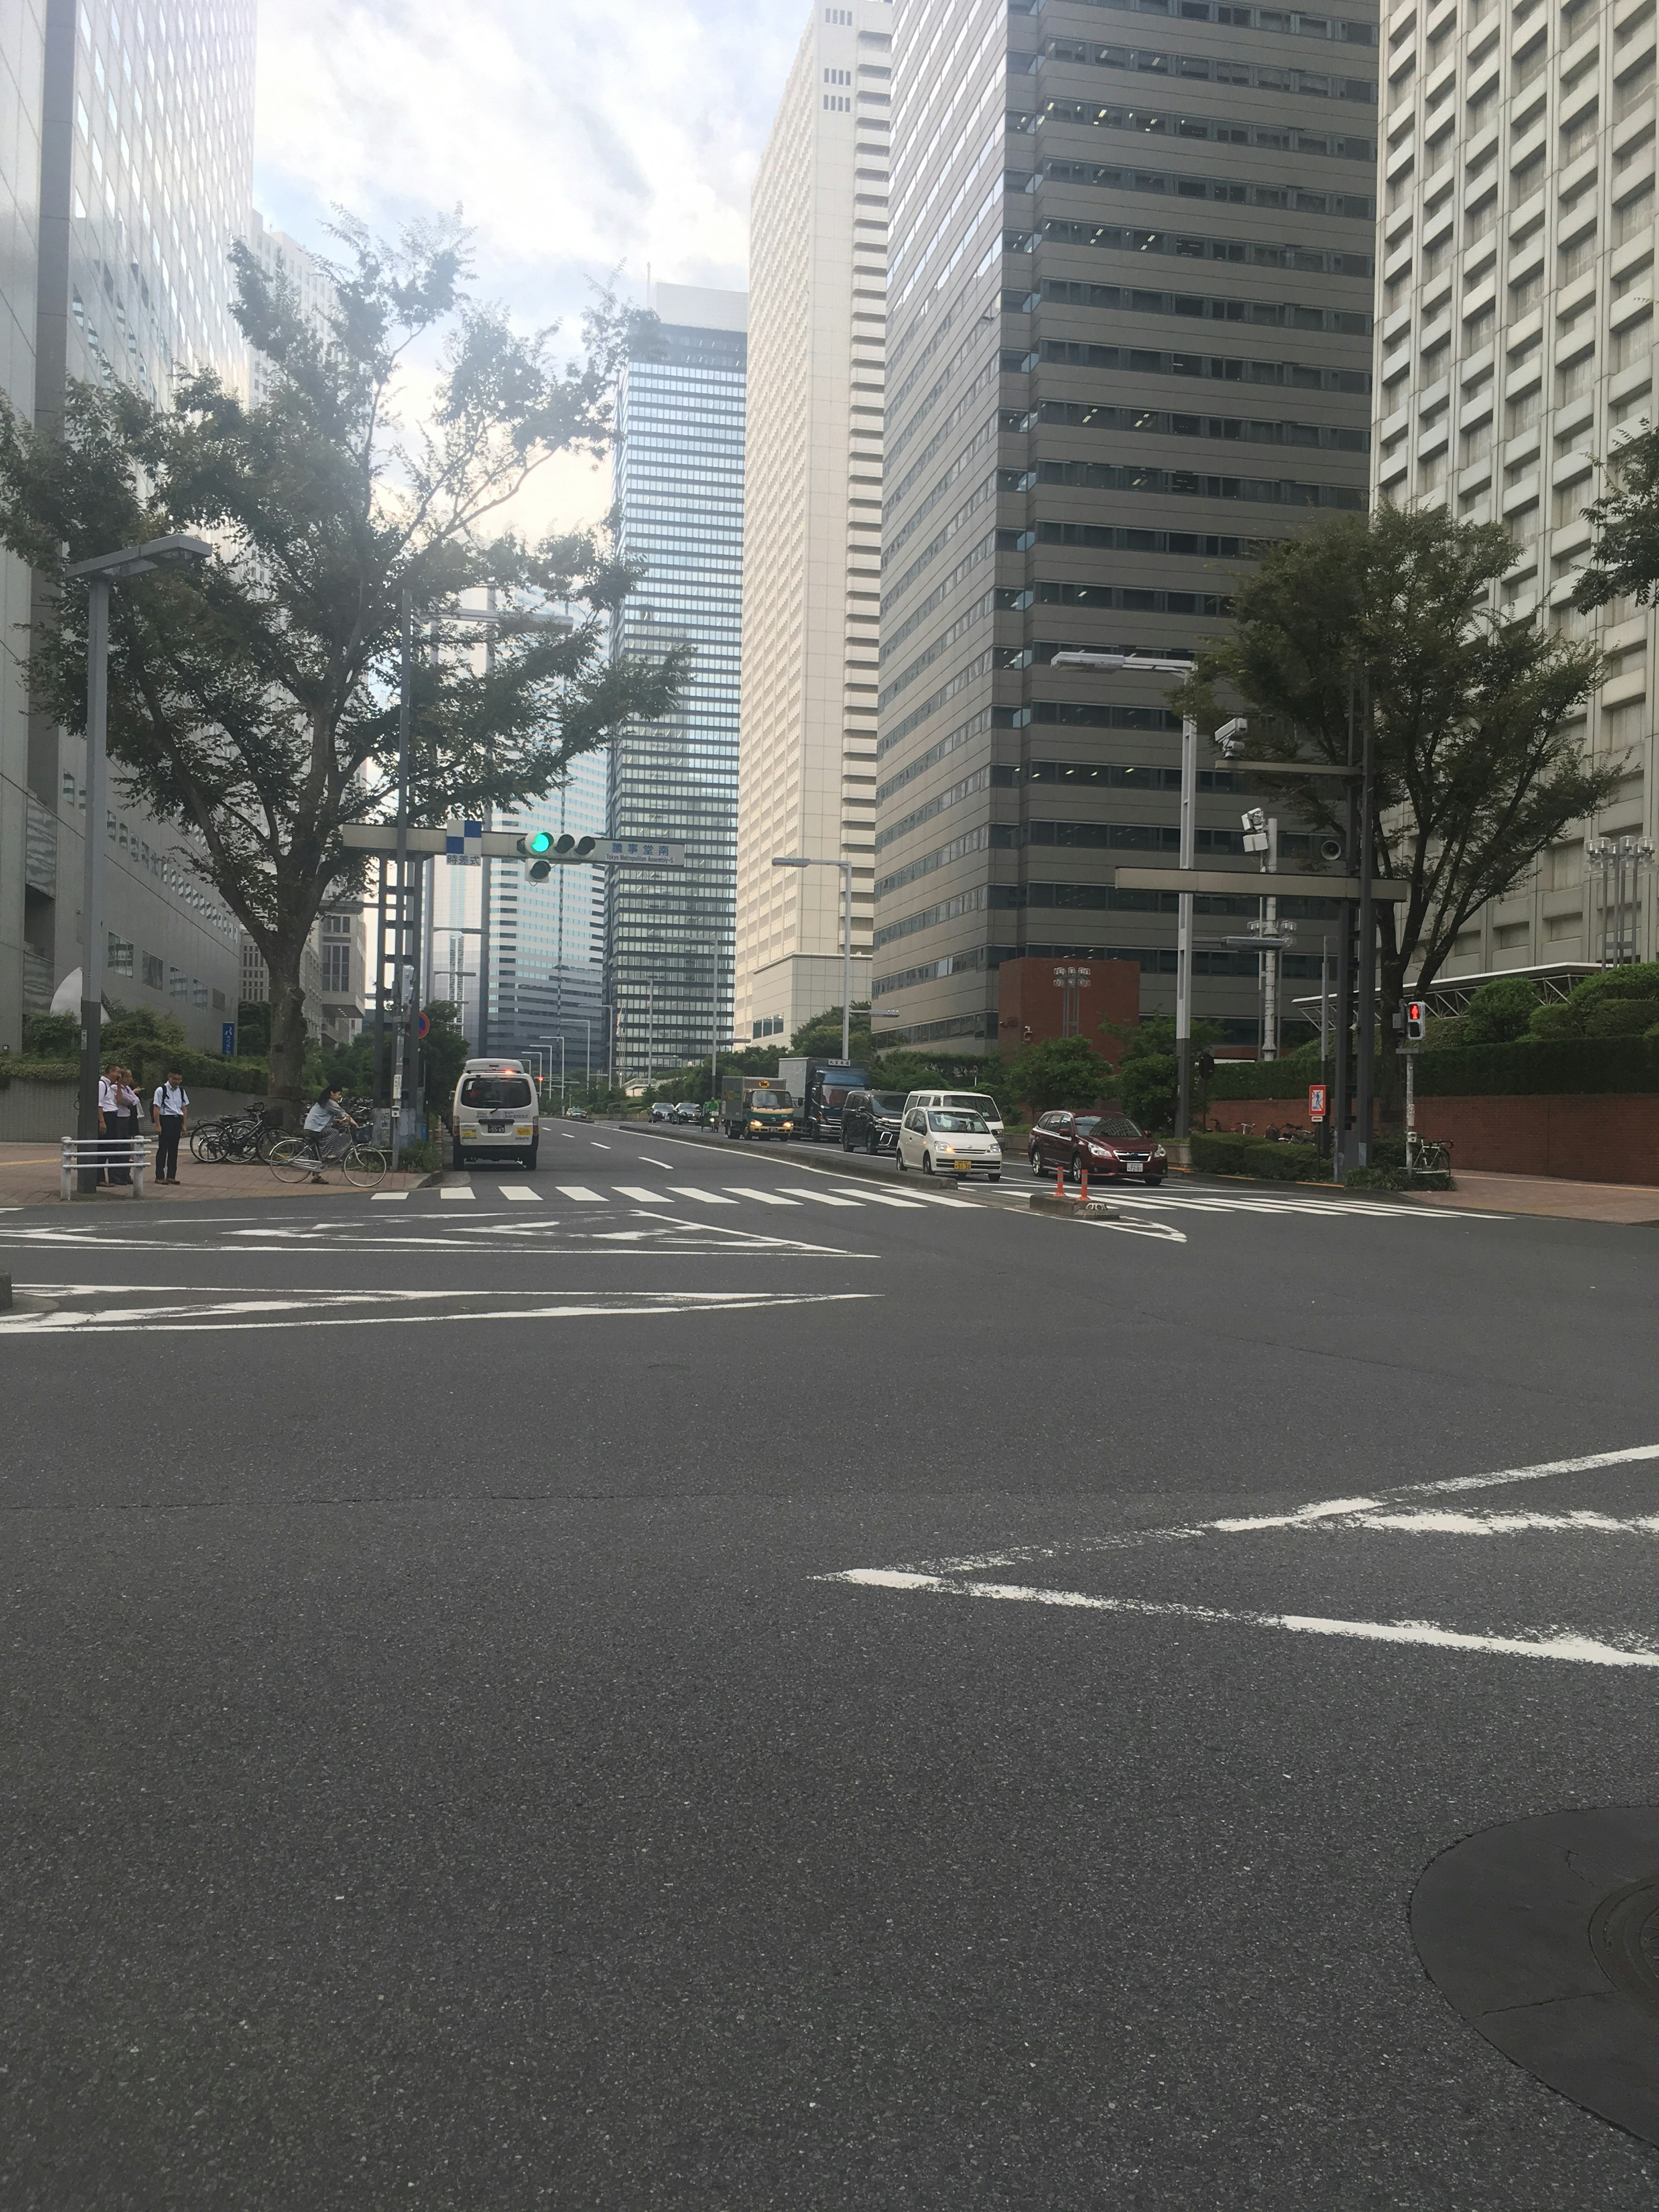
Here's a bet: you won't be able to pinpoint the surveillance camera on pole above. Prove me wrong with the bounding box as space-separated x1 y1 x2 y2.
1214 715 1249 756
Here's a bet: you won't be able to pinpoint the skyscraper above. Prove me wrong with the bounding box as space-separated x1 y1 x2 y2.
874 0 1378 1051
607 283 747 1083
246 207 335 407
1379 0 1655 976
0 0 253 1052
735 0 892 1045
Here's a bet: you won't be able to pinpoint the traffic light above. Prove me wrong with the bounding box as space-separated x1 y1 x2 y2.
1198 1049 1216 1081
1403 998 1427 1044
517 831 597 881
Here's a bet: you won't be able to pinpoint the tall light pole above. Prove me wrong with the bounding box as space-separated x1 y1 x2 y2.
63 534 211 1192
772 855 854 1061
1051 652 1200 1131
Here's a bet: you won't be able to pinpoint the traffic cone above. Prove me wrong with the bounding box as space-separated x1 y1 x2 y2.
1078 1160 1090 1202
1053 1161 1065 1200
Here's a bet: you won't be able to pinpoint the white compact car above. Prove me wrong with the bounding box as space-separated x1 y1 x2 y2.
903 1088 1005 1142
452 1061 540 1168
896 1106 1003 1181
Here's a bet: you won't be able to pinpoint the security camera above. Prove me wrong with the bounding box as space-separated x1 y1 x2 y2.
1215 715 1249 747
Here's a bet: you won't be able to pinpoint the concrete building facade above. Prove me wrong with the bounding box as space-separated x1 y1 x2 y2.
873 0 1379 1051
606 283 747 1083
247 207 335 406
0 0 253 1055
734 0 892 1045
1376 0 1659 975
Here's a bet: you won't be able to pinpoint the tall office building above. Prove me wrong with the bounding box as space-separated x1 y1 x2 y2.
734 0 891 1045
467 747 608 1081
874 0 1378 1049
0 0 252 1052
246 207 336 406
606 283 747 1082
1379 0 1656 975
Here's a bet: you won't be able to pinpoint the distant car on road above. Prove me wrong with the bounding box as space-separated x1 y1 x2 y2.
902 1089 1005 1144
840 1088 908 1153
1028 1110 1166 1185
649 1101 676 1122
564 1105 588 1121
896 1106 1002 1181
671 1101 704 1125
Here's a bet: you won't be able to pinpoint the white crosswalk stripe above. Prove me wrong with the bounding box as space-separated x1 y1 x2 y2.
554 1185 607 1204
778 1186 861 1208
868 1185 977 1210
613 1185 673 1205
719 1187 801 1207
439 1185 474 1203
497 1184 541 1203
372 1191 409 1202
668 1187 738 1205
831 1189 926 1210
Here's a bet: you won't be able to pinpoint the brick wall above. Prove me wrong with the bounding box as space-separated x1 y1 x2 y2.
1204 1092 1659 1185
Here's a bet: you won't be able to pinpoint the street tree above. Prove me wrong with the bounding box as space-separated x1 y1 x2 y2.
1179 505 1612 1106
0 211 686 1114
1001 1034 1109 1117
1573 422 1659 614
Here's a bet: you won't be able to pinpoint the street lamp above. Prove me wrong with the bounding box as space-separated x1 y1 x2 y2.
1587 835 1656 966
772 855 855 1062
63 534 211 1191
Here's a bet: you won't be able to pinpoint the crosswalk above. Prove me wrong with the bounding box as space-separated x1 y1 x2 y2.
372 1178 978 1214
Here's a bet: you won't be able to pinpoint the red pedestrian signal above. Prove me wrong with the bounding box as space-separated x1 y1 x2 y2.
1403 1000 1427 1044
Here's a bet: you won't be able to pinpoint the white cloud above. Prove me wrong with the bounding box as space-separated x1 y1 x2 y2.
254 0 801 531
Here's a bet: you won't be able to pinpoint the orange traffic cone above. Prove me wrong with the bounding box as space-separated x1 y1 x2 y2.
1078 1160 1090 1203
1053 1161 1066 1200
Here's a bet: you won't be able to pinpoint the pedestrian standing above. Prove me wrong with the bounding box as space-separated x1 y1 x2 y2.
96 1065 118 1185
152 1068 189 1184
108 1067 141 1185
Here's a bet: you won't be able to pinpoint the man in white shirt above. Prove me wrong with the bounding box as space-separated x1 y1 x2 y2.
96 1068 120 1185
151 1070 189 1184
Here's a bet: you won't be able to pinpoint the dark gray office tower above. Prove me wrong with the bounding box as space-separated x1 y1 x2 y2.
875 0 1378 1050
606 283 747 1084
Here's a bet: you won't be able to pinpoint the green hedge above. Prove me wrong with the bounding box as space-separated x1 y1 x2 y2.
0 1050 268 1093
1208 1055 1322 1100
1190 1132 1325 1181
1210 1035 1659 1101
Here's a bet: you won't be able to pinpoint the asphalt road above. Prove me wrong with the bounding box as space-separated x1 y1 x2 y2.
3 1125 1657 2208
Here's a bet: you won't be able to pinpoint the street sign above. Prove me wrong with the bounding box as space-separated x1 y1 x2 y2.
1308 1083 1328 1122
414 1010 431 1041
221 1021 235 1056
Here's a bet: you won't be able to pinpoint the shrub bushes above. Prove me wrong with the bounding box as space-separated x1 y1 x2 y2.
1190 1132 1324 1181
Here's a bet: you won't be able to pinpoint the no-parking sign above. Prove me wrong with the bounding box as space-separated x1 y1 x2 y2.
1308 1083 1327 1122
414 1010 430 1041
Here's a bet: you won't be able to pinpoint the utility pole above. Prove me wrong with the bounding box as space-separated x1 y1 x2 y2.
1175 712 1197 1139
1332 677 1358 1182
391 588 413 1143
1354 667 1377 1170
76 574 109 1192
476 585 496 1055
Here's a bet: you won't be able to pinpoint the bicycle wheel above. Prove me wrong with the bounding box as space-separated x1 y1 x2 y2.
253 1119 283 1163
189 1124 219 1161
267 1136 315 1185
341 1144 389 1189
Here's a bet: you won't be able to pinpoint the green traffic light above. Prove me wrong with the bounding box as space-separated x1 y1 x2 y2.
528 830 553 854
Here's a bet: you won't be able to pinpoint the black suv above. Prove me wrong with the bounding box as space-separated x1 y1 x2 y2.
840 1089 909 1154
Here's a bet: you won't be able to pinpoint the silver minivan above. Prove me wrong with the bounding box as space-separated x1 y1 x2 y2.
452 1059 540 1169
902 1089 1005 1143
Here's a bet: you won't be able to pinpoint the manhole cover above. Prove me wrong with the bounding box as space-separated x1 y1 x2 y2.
1412 1806 1659 2146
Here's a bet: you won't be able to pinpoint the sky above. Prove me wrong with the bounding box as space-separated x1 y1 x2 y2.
252 0 805 530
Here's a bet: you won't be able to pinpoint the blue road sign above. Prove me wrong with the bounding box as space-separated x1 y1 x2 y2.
222 1021 236 1055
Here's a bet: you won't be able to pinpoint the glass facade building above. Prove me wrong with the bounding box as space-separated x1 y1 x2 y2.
606 284 747 1084
874 0 1378 1050
0 0 252 1050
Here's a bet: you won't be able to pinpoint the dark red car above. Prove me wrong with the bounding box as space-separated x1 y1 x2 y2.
1027 1110 1167 1185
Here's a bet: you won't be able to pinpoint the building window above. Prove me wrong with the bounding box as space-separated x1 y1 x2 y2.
212 988 226 1011
169 966 188 998
322 943 352 993
142 952 164 990
191 978 209 1007
107 934 134 976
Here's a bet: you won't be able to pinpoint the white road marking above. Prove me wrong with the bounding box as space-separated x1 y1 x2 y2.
833 1189 926 1210
778 1187 861 1208
638 1155 675 1168
591 1141 610 1149
498 1184 541 1203
439 1186 475 1203
614 1185 670 1204
833 1184 973 1211
668 1186 738 1205
372 1192 409 1203
822 1571 1659 1671
720 1187 801 1207
0 1287 878 1335
555 1185 607 1203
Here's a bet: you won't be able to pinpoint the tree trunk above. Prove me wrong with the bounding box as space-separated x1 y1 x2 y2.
266 966 309 1128
1375 957 1408 1128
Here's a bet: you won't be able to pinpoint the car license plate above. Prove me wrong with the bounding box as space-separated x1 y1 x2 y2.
1127 1159 1144 1174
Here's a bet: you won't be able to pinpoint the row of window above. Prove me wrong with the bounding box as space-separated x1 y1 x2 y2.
879 589 996 708
1024 163 1373 217
1034 219 1373 275
1034 41 1375 103
880 534 995 661
1030 99 1373 162
1026 459 1366 507
105 934 217 1005
1030 400 1368 449
1015 340 1373 392
1032 282 1371 334
1060 0 1376 43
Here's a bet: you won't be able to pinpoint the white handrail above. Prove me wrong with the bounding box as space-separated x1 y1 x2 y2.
60 1134 149 1200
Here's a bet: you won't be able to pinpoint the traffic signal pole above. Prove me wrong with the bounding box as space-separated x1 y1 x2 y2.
1174 712 1197 1141
1354 670 1377 1170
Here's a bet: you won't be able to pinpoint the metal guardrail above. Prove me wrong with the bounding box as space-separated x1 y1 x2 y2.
59 1135 149 1199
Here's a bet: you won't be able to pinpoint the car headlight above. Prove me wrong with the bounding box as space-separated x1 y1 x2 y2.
941 1144 957 1155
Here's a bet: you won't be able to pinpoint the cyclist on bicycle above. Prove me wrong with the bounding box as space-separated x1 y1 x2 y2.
302 1087 360 1184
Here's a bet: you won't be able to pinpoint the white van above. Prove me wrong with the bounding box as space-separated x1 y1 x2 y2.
902 1089 1005 1144
452 1058 540 1168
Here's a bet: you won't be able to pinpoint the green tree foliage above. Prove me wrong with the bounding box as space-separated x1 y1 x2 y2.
21 1011 79 1058
788 1002 874 1061
1103 1015 1225 1132
1527 960 1659 1039
1000 1034 1110 1116
1458 975 1540 1045
0 212 685 1112
1573 426 1659 613
1179 507 1613 1109
235 998 272 1055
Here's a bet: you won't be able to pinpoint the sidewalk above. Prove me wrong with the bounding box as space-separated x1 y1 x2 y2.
1403 1168 1659 1224
0 1143 427 1208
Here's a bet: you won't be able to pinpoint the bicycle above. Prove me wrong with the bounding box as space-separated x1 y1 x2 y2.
1406 1134 1452 1174
267 1129 390 1189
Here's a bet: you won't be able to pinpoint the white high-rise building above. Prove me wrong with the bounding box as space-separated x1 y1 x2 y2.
247 209 336 406
1377 0 1657 974
734 0 891 1044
